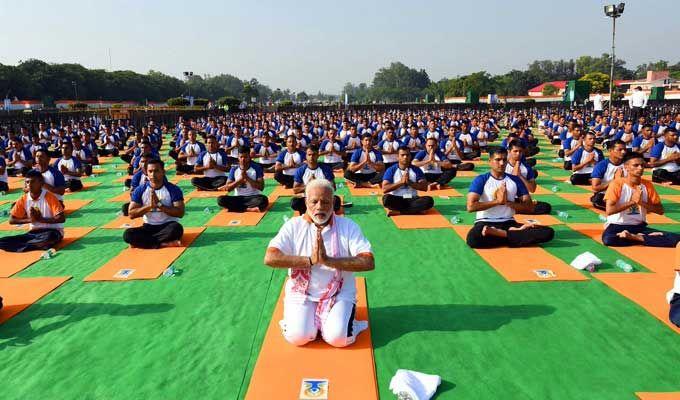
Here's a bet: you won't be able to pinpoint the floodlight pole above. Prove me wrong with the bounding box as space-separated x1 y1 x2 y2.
608 15 616 117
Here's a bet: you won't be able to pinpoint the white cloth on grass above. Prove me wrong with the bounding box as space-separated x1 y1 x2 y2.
570 252 602 271
389 369 441 400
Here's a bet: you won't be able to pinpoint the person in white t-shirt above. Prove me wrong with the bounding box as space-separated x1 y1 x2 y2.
602 151 680 247
264 179 374 347
217 146 268 212
650 127 680 184
592 92 604 116
466 148 554 248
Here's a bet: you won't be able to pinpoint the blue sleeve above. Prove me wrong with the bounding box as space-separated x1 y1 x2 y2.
562 138 571 150
374 150 383 162
591 160 607 179
51 158 62 169
275 152 286 163
293 165 305 183
130 172 142 189
500 139 508 149
167 184 184 202
508 174 529 197
53 169 66 187
73 157 82 169
525 164 536 180
253 144 261 153
382 165 396 182
0 157 5 168
320 139 329 150
412 166 424 181
195 151 206 166
350 150 361 163
650 143 663 159
131 184 145 204
218 150 228 166
571 148 583 164
469 174 488 195
414 150 426 161
322 165 335 181
253 163 264 179
228 166 236 181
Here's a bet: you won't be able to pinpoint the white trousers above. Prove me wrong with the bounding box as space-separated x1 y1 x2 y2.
280 299 359 348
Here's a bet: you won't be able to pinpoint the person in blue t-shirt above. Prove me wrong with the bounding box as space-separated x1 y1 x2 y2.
506 140 551 215
345 133 385 188
125 159 185 249
569 132 604 186
291 145 340 214
465 148 554 248
381 147 433 215
217 146 269 212
191 135 230 191
650 127 680 185
412 138 457 190
274 135 306 188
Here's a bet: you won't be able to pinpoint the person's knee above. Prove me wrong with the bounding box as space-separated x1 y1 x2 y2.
282 324 317 347
602 233 616 246
216 195 229 208
670 294 680 328
190 177 199 186
423 196 434 209
123 229 134 244
321 318 353 348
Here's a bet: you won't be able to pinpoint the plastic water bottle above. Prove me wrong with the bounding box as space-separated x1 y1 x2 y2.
615 259 634 272
203 207 212 214
0 210 7 217
450 216 461 224
283 215 290 223
0 191 5 196
41 248 56 260
598 214 607 222
116 210 124 216
162 265 176 277
337 182 344 189
116 172 123 176
551 185 559 193
557 211 569 220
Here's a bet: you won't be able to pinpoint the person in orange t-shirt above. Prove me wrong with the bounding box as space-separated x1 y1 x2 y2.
602 151 680 247
0 170 65 252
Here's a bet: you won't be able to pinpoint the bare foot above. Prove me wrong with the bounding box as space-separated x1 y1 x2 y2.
386 209 400 217
648 231 664 236
160 240 182 248
428 183 439 191
616 230 644 242
483 226 508 238
509 223 536 231
345 179 356 187
246 207 260 212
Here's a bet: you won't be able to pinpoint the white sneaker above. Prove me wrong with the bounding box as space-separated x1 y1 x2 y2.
666 271 680 304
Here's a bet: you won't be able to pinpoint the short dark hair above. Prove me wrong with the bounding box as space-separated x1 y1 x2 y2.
489 147 508 158
307 144 319 153
238 145 250 154
206 134 217 142
25 169 44 181
146 158 165 170
361 133 372 141
610 139 626 149
665 127 677 134
397 146 410 153
508 140 526 150
623 151 644 164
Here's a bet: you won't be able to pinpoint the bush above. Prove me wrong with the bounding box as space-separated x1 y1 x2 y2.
217 96 241 109
167 97 190 107
523 98 536 103
278 99 293 107
193 98 209 106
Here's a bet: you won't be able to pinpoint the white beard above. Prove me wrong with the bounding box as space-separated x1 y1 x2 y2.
309 211 331 226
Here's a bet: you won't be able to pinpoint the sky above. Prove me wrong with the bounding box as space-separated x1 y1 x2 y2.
0 0 678 94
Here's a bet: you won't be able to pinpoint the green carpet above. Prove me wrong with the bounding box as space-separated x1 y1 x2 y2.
0 132 678 399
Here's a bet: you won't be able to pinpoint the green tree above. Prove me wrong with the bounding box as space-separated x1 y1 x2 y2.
296 91 309 102
542 83 559 96
371 62 430 102
579 72 610 93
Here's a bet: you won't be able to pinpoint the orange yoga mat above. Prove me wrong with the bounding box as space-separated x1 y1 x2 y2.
455 170 479 178
114 164 129 171
387 207 452 230
113 176 128 183
101 215 145 229
205 202 275 227
0 227 95 278
169 175 192 184
270 186 297 197
107 191 132 202
185 189 227 198
558 192 678 224
83 227 204 282
451 225 589 282
8 176 24 192
417 185 463 198
347 184 382 197
659 194 680 203
568 223 675 275
636 393 680 400
533 185 555 195
245 277 378 400
0 276 72 324
594 272 680 334
515 213 564 226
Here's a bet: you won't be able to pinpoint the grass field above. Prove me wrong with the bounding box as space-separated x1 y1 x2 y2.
0 132 679 400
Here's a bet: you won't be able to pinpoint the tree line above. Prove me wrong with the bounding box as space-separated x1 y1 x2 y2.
0 56 678 105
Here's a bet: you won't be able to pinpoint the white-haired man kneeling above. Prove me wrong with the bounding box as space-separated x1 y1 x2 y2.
264 178 375 347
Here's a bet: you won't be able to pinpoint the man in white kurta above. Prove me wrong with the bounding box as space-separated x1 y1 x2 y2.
265 179 374 347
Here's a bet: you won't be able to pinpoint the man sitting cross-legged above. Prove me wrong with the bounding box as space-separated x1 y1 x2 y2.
601 151 680 247
274 135 305 189
650 127 680 185
590 139 627 210
291 145 341 214
381 147 434 215
216 146 269 212
53 142 84 192
465 148 554 248
263 178 374 347
344 133 385 188
569 131 603 186
0 170 65 252
412 137 457 191
506 140 551 215
190 135 230 191
124 159 185 249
